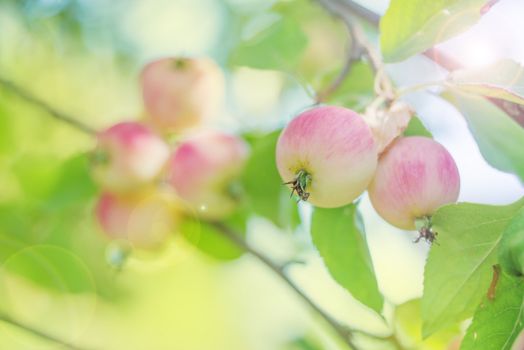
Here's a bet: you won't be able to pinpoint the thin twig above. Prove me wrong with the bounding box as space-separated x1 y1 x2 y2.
314 40 358 103
314 0 361 103
0 76 97 136
0 312 92 350
314 0 393 102
335 0 524 127
209 221 359 349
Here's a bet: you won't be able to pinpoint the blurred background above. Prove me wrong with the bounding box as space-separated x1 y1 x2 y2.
0 0 523 349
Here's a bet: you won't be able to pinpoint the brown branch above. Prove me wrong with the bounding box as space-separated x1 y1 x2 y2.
335 0 524 127
314 34 359 103
211 222 409 349
314 0 362 103
0 312 93 350
316 0 383 74
314 0 394 103
209 221 359 349
0 77 98 136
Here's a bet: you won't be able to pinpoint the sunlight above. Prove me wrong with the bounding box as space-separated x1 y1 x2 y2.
455 37 499 69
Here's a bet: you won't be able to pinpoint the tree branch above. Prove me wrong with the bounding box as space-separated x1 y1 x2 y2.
334 0 524 127
0 77 98 136
209 221 359 349
0 312 92 350
314 0 394 103
314 0 362 103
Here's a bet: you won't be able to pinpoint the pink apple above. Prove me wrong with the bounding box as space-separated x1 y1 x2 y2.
91 122 170 193
276 106 378 208
167 131 249 219
512 329 524 350
95 191 178 249
141 57 225 133
368 136 460 230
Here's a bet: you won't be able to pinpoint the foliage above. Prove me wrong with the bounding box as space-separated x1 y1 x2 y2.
460 272 524 350
394 299 460 349
422 198 524 336
380 0 491 62
230 15 308 71
448 59 524 105
241 130 301 229
180 210 248 261
311 204 383 313
403 116 433 138
1 0 524 349
445 92 524 183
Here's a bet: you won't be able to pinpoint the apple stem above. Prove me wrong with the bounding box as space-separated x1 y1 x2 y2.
284 169 311 202
414 216 438 244
90 149 110 166
172 58 187 70
226 180 244 201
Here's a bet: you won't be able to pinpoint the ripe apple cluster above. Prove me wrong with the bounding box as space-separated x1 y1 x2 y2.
276 105 460 240
90 57 248 250
90 56 460 249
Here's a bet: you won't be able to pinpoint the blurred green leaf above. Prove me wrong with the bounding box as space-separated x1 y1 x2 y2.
444 92 524 183
12 154 60 200
380 0 490 62
0 151 119 298
1 245 95 294
422 198 524 337
46 153 97 211
230 15 308 70
448 59 524 104
0 233 26 262
403 116 433 138
311 204 383 313
0 101 14 155
283 336 324 350
0 204 34 242
395 299 460 349
180 210 247 261
315 61 375 112
498 207 524 277
241 130 300 229
461 272 524 350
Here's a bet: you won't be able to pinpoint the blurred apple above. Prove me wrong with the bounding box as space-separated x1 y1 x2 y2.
141 57 225 133
91 121 170 193
167 131 249 219
95 190 178 249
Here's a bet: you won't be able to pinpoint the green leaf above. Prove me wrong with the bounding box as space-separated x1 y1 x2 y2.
283 336 324 350
12 154 60 200
444 92 524 183
314 61 375 112
422 198 524 337
380 0 491 63
311 205 383 313
230 15 308 70
394 299 460 349
46 153 97 211
241 130 300 229
0 245 96 294
448 59 524 105
461 273 524 350
498 207 524 277
180 210 247 261
403 116 433 138
0 233 26 262
0 101 14 155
